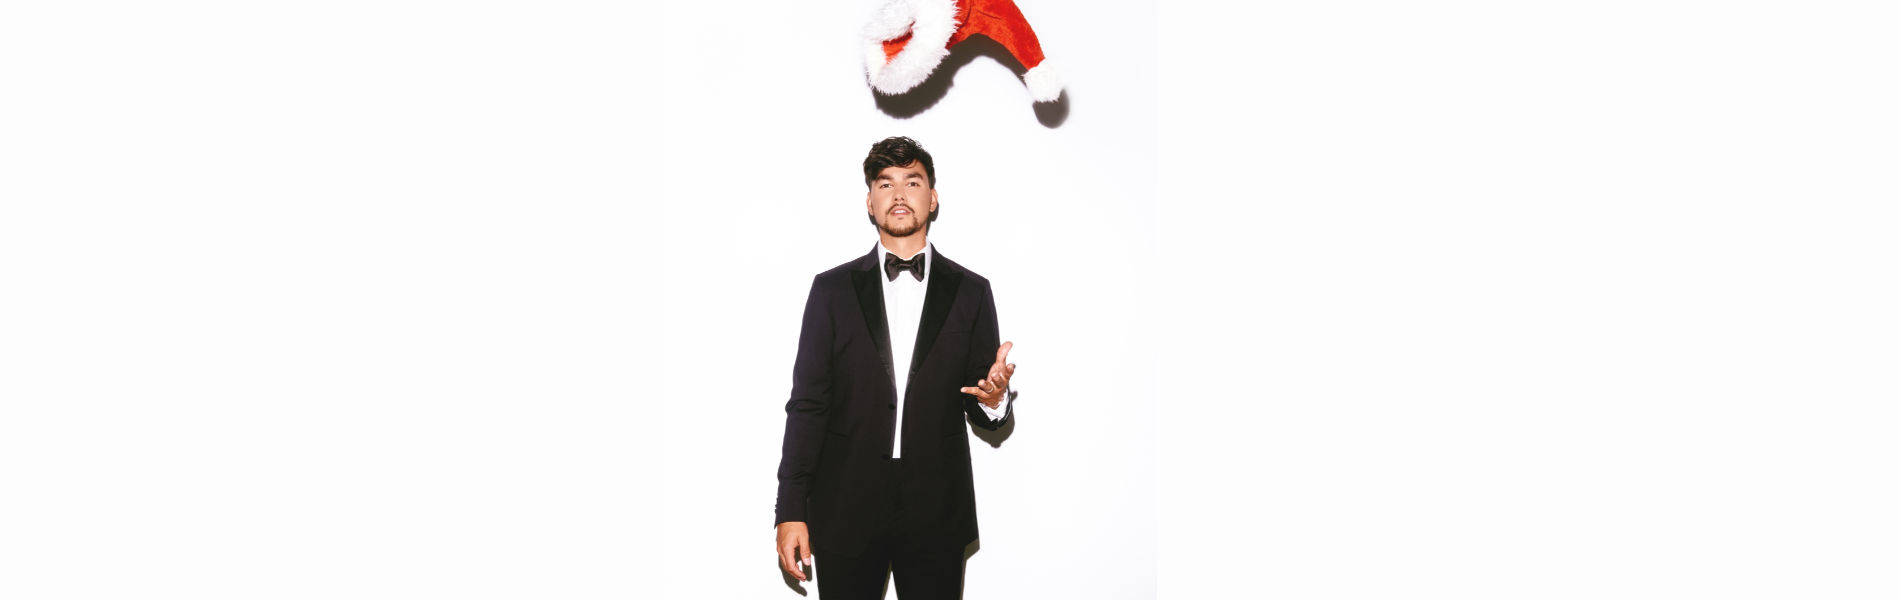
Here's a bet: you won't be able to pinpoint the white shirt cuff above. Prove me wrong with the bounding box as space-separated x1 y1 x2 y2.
979 397 1009 422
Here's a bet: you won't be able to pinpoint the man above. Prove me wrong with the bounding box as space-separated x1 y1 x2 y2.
774 136 1017 599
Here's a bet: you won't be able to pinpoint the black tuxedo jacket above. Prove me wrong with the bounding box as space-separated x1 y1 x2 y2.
774 245 1010 558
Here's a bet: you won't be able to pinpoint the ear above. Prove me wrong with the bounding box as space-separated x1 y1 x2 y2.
928 188 939 214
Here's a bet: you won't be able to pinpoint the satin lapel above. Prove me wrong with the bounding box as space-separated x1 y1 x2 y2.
851 265 898 393
909 257 965 377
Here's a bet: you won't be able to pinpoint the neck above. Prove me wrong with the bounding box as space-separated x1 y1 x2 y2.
879 229 929 258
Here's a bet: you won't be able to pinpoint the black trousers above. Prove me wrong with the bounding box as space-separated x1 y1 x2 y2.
814 459 966 600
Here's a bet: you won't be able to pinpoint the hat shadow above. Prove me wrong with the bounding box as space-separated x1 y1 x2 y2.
871 34 1070 128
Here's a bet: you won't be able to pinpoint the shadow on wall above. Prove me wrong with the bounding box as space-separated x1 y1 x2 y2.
872 35 1070 128
960 537 980 592
779 557 810 596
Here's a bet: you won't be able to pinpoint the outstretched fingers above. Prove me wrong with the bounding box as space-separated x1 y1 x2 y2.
963 378 998 397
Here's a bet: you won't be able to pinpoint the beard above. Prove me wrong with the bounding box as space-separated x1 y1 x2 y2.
876 208 927 238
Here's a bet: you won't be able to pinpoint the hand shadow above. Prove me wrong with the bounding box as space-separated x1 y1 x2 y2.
872 34 1071 128
778 556 810 596
970 390 1018 448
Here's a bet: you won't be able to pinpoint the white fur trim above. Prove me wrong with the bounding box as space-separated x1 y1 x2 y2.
862 0 960 95
1022 61 1062 103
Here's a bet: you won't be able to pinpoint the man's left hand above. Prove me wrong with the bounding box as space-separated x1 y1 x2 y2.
960 341 1015 409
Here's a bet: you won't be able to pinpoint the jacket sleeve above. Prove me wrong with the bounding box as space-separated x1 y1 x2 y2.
962 280 1012 430
775 276 833 525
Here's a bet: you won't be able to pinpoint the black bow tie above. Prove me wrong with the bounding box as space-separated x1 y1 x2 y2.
884 252 926 282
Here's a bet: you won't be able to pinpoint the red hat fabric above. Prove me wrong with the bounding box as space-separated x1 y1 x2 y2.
863 0 1063 102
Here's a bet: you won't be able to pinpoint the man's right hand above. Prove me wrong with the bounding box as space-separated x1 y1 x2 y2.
776 521 813 581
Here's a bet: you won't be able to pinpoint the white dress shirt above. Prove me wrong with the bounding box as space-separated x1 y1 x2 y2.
881 241 1008 459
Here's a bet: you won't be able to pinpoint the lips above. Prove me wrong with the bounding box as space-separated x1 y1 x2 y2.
890 206 913 217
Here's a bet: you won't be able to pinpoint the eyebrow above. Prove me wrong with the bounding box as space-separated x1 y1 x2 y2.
875 172 927 182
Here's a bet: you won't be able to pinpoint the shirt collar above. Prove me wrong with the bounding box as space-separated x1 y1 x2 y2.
876 239 932 283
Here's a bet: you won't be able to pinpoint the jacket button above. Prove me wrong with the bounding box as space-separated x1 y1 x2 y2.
888 403 896 409
881 453 890 459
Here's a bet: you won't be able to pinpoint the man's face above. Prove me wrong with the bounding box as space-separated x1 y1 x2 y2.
866 161 938 238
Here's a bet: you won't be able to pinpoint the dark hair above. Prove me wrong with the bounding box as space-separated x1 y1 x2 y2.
862 136 939 229
863 136 935 189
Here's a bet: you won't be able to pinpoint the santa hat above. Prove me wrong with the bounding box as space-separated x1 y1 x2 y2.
862 0 1063 102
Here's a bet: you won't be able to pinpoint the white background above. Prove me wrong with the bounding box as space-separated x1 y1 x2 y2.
6 0 1897 599
1159 1 1898 598
2 0 1153 598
